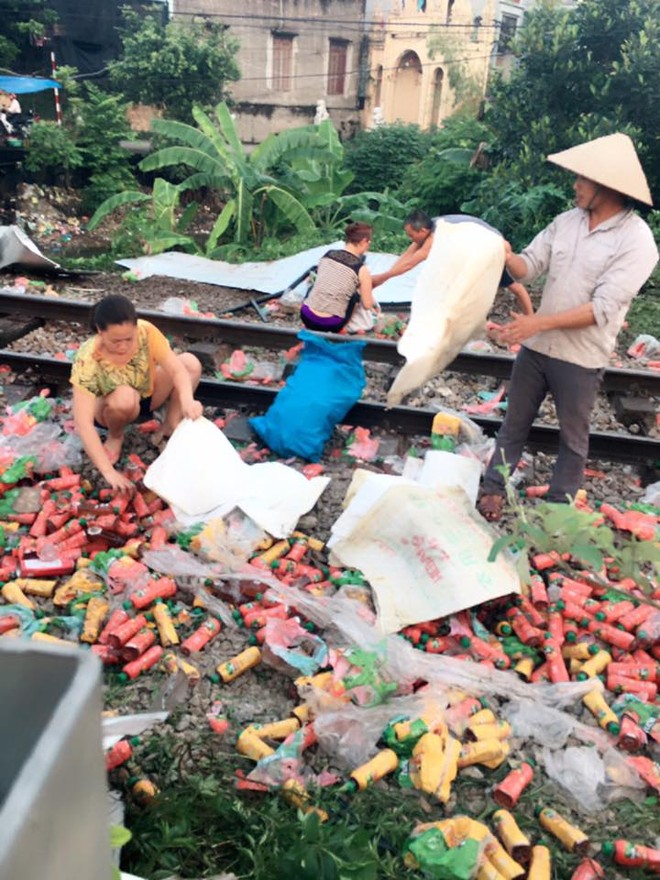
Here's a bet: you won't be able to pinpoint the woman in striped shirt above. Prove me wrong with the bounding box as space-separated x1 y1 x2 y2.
300 222 376 332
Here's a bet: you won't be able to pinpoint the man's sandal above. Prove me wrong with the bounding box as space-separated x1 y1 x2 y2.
477 493 505 522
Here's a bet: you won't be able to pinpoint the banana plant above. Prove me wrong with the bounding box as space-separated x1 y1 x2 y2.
139 101 325 247
87 177 200 255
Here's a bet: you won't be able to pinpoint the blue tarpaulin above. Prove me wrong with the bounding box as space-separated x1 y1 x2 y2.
0 76 61 95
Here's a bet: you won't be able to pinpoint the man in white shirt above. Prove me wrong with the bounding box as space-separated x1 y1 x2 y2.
477 133 659 521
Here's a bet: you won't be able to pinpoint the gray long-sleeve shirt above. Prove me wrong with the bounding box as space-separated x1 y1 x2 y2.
518 207 658 368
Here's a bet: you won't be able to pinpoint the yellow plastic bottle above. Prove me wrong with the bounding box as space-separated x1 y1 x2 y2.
483 835 526 880
349 749 398 790
153 602 179 647
582 690 620 734
236 730 275 761
249 717 300 741
526 845 552 880
216 646 262 683
458 739 508 769
492 809 532 864
537 807 589 854
80 596 109 644
577 650 612 679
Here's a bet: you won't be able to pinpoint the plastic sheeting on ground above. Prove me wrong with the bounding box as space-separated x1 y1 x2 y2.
143 417 329 538
118 243 421 306
0 225 61 271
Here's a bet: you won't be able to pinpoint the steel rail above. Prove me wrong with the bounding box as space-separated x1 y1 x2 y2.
0 291 658 394
1 350 657 464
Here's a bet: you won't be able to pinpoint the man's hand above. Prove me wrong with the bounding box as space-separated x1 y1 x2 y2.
498 312 543 345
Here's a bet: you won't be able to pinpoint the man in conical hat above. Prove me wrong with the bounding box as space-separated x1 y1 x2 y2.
478 133 658 521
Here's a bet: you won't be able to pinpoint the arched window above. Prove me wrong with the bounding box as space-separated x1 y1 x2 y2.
399 51 422 74
373 64 383 109
431 67 444 126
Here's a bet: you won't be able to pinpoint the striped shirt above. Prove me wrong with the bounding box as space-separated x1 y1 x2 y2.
305 249 364 316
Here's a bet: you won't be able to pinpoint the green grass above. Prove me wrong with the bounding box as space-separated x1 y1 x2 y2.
119 727 660 880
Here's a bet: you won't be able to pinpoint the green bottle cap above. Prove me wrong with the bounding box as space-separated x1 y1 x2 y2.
122 600 132 610
576 672 588 681
118 673 128 683
566 631 577 643
459 636 471 648
588 644 600 655
208 673 220 684
601 842 614 857
606 721 621 735
595 612 606 621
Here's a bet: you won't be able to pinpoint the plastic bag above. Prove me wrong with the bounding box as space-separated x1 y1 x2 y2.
144 417 329 537
387 220 504 406
328 482 520 633
542 745 606 813
262 616 328 677
344 303 377 334
250 330 366 461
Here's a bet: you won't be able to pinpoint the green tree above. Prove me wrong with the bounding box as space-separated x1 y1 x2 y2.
343 124 432 194
0 1 57 68
108 11 240 122
69 82 136 212
485 0 660 195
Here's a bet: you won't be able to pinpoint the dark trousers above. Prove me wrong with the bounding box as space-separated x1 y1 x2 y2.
482 347 604 503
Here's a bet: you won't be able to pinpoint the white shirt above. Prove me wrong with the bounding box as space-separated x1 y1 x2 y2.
519 207 658 368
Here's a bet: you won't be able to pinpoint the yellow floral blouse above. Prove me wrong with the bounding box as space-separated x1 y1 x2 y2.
70 320 171 399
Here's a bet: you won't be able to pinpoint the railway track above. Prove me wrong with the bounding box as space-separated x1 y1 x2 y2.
1 348 658 465
1 290 658 394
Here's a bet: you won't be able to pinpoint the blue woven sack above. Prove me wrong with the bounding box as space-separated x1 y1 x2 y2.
250 330 366 461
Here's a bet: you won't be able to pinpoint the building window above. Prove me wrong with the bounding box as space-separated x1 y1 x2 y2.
373 64 383 108
431 68 444 126
498 14 517 52
327 39 349 96
446 0 455 24
272 33 295 91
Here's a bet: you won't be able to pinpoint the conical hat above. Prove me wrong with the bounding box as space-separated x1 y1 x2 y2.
547 133 653 206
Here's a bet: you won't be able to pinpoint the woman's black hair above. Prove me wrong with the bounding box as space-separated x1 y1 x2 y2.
90 294 137 332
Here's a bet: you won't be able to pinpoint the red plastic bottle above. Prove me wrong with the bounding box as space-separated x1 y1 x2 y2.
569 858 605 879
105 737 138 770
130 577 177 610
120 645 164 681
180 617 221 655
98 609 129 645
492 762 534 809
601 839 660 872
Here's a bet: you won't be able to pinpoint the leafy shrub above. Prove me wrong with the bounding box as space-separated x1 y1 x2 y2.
398 158 481 216
24 121 83 186
70 83 137 213
461 171 569 249
344 124 432 194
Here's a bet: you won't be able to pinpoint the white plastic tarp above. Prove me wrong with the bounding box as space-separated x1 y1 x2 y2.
143 417 329 537
329 474 520 634
0 225 60 271
118 244 421 305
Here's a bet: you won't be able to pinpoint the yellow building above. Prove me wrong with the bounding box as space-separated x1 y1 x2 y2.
363 0 500 129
